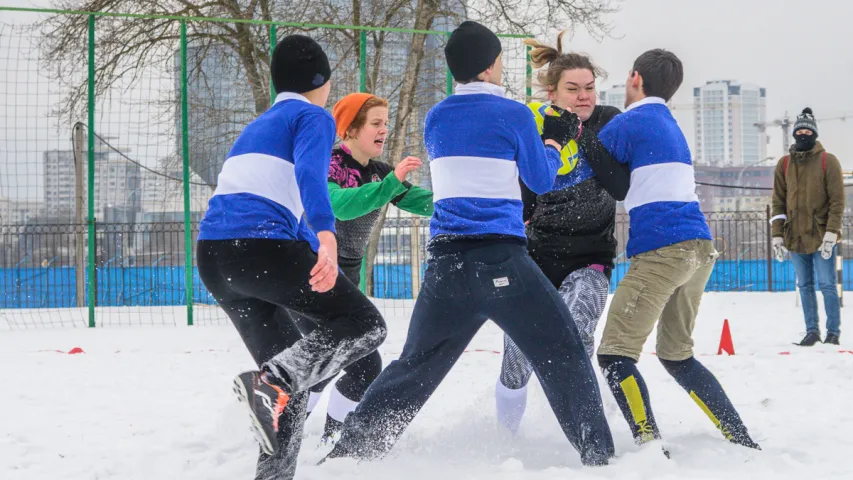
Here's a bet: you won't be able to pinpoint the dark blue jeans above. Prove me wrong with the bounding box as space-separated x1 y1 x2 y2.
329 238 615 466
791 245 841 336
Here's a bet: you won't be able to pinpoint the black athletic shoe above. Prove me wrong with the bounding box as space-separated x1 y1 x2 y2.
795 332 821 347
233 371 290 455
319 415 344 448
728 430 762 450
824 333 840 345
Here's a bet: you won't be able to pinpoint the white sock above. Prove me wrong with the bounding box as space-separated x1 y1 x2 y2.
307 390 322 415
327 385 359 424
495 381 528 436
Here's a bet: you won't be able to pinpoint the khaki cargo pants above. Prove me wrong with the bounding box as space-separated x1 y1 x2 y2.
598 239 718 362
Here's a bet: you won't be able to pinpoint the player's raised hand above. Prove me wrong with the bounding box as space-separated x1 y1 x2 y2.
394 156 422 182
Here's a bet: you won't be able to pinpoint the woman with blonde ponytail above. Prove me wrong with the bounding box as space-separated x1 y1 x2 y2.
496 32 630 435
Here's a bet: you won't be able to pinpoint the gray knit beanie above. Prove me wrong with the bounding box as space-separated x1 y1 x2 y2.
793 107 818 137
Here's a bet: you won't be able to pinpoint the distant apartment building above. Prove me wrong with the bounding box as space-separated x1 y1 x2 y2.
694 165 775 212
599 84 626 111
43 138 140 222
0 197 42 225
693 80 767 167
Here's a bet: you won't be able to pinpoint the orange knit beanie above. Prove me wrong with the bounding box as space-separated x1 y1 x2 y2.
332 93 375 139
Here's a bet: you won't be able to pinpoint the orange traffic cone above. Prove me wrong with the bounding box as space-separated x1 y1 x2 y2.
717 319 735 355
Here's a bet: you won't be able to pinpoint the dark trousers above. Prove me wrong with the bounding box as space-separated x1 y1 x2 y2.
197 239 387 480
329 238 615 466
289 256 383 401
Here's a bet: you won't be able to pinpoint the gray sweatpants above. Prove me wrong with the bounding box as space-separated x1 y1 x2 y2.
499 266 610 390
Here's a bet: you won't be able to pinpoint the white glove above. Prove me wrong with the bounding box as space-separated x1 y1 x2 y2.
772 237 787 263
820 232 838 260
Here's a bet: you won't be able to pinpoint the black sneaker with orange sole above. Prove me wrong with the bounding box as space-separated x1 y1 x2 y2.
233 371 291 455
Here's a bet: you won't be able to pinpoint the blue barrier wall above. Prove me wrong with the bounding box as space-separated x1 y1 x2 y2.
1 267 215 308
611 259 806 293
1 259 850 307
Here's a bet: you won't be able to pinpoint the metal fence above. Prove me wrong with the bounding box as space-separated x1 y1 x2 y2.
3 210 851 315
371 210 853 299
1 8 849 329
0 7 531 328
615 210 852 293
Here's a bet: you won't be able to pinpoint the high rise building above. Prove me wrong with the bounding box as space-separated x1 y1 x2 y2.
0 197 42 225
693 80 767 167
42 138 140 222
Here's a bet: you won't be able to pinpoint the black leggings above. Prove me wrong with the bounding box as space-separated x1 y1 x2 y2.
197 239 386 394
290 256 383 401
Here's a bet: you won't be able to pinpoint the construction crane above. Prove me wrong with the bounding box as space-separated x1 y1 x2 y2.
664 103 852 153
754 112 851 153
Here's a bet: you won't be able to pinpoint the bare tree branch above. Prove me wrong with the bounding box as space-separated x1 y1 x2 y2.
36 0 618 277
363 0 439 293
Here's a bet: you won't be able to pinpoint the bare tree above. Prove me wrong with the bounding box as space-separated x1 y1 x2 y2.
360 0 442 293
39 0 362 186
37 0 619 292
467 0 617 40
359 0 620 293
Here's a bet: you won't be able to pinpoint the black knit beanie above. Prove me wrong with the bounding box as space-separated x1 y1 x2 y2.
444 21 503 82
271 35 331 95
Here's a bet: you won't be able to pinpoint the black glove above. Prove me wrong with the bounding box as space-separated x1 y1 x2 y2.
541 106 582 148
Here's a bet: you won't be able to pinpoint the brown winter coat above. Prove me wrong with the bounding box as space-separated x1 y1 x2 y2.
771 141 845 254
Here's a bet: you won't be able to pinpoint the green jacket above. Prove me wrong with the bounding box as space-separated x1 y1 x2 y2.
327 148 433 259
771 141 845 254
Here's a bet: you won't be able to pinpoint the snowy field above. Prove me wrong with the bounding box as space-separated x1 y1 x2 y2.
2 292 852 480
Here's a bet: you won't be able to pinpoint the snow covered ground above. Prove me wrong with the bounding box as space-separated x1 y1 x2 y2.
2 292 852 480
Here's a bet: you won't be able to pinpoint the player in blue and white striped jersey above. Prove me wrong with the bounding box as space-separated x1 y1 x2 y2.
325 21 615 467
196 35 387 477
595 49 759 451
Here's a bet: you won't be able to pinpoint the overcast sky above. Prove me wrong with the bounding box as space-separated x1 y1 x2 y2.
3 0 852 172
559 0 853 167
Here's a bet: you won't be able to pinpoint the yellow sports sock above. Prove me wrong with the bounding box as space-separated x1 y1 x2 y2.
620 375 656 443
689 391 733 440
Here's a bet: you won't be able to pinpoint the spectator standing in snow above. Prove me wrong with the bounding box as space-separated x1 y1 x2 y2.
771 107 845 346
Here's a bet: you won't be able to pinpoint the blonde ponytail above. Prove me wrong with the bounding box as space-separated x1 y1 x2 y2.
522 37 559 69
525 30 607 94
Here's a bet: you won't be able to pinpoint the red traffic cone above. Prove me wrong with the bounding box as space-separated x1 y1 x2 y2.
717 319 735 356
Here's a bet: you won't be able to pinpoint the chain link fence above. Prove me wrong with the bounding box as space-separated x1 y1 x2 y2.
2 8 848 329
0 8 531 328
